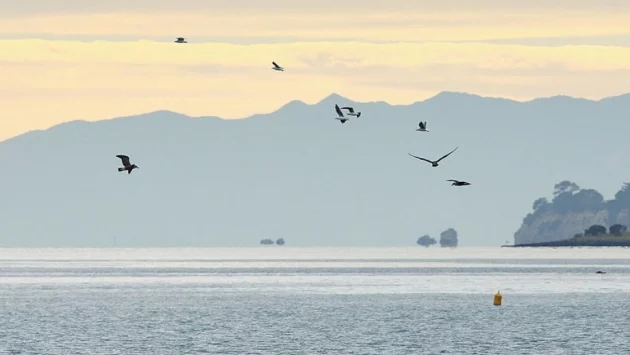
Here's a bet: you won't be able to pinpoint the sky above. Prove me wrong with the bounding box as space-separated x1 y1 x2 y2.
2 0 630 140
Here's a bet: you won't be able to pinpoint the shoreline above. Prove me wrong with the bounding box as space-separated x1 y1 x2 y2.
507 239 630 247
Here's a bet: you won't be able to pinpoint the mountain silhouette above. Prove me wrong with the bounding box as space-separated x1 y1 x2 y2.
1 91 629 247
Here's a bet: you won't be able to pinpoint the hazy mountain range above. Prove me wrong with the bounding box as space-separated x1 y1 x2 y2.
1 91 629 247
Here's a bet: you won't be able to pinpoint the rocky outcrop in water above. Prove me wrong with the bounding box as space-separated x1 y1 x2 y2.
514 181 630 244
416 235 437 247
439 228 458 247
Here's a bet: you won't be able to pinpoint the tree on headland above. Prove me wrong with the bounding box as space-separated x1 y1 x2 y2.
416 235 437 247
532 198 549 211
609 224 627 236
260 238 274 245
553 180 580 196
275 238 285 245
524 180 630 221
439 228 458 247
614 183 630 203
573 224 628 238
584 224 607 236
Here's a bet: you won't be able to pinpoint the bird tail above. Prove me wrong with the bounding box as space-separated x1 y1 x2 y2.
357 112 361 118
118 167 125 172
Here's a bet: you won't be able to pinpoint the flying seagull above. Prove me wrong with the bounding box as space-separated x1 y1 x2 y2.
174 37 187 43
447 179 471 186
341 106 362 118
416 121 428 132
116 155 139 174
408 147 458 167
334 104 349 124
272 62 284 71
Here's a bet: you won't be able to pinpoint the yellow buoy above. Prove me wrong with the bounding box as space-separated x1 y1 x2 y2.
493 291 502 306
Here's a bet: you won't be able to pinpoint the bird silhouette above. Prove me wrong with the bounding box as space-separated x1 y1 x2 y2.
174 37 187 43
116 155 139 174
416 121 428 132
447 179 471 186
341 106 362 118
334 104 349 123
272 62 284 71
408 147 458 167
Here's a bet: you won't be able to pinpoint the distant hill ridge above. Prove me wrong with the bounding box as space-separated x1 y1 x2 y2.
5 91 630 143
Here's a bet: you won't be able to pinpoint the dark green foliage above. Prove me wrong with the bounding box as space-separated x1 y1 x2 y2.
609 224 627 236
522 181 630 224
551 188 604 214
553 181 580 196
275 238 285 245
584 224 607 236
608 183 630 221
416 235 436 247
439 228 458 247
260 238 274 245
570 189 605 212
532 198 549 211
614 183 630 203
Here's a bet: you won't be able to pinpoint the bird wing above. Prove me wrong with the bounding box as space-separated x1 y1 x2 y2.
435 147 458 163
341 106 355 113
408 153 434 164
335 104 344 117
446 180 459 182
272 61 280 68
419 122 425 129
116 155 131 166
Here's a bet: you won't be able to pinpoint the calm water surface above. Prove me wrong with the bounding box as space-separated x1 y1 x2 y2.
1 247 629 354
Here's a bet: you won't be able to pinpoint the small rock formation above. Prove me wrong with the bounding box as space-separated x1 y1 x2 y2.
439 228 458 247
416 235 437 247
275 238 285 245
260 238 274 245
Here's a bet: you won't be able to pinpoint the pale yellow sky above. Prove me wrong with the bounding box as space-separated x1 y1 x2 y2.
1 1 630 140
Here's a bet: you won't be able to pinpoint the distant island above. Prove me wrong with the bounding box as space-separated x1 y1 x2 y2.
514 180 630 245
416 228 458 247
511 223 630 247
260 238 285 246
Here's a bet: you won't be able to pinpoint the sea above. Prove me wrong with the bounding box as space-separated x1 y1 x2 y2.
2 247 630 355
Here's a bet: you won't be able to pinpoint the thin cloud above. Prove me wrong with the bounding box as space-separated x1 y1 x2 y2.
2 0 630 16
0 11 630 43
